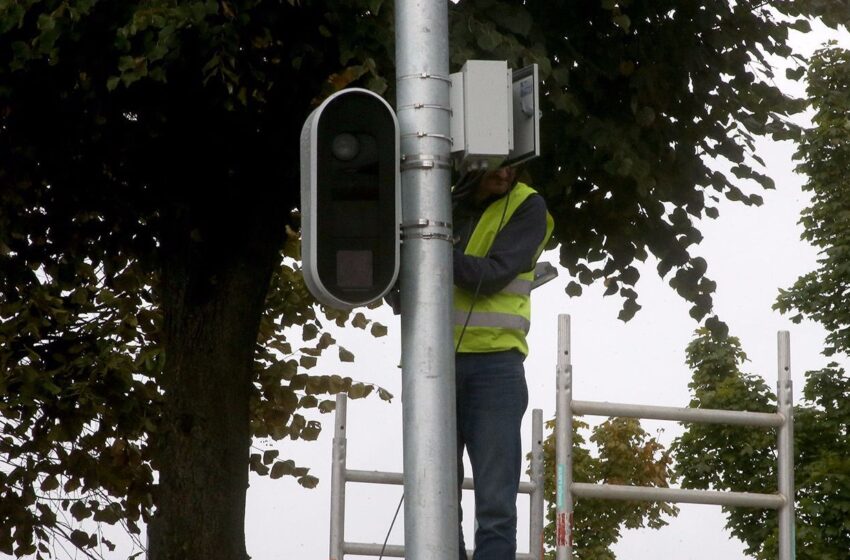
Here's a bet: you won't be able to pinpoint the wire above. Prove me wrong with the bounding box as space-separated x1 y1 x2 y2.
454 185 512 352
451 170 485 207
378 178 514 558
378 492 405 560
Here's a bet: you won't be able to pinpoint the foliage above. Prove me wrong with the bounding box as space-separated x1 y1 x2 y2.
774 43 850 559
0 0 837 557
449 0 816 325
0 1 394 555
775 46 850 357
0 192 390 558
673 329 850 559
670 329 778 556
782 0 850 29
540 418 677 559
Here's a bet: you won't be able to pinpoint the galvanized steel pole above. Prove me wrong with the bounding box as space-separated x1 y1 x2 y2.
530 409 545 560
571 482 785 509
777 331 796 560
555 314 572 560
329 394 347 560
394 1 458 558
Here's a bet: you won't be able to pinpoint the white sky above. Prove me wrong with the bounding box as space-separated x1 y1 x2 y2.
241 24 849 560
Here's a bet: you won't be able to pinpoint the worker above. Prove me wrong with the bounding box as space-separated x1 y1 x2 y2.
453 164 553 560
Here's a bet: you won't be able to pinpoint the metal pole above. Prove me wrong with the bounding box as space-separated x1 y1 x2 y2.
571 400 784 427
330 394 348 560
530 409 544 560
395 2 458 558
555 314 572 559
777 331 795 560
571 482 785 509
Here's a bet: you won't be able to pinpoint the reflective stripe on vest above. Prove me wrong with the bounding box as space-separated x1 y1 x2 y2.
454 309 531 332
500 277 533 296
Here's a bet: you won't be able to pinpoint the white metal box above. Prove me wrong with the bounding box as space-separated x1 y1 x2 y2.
450 60 513 170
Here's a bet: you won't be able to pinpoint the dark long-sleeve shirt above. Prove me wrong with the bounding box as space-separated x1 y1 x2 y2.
453 191 548 296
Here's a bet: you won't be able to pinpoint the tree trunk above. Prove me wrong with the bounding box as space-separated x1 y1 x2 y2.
148 199 282 560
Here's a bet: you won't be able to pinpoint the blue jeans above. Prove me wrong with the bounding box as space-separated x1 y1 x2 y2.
456 350 528 560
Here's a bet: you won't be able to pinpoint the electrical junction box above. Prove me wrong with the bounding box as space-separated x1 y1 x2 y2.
451 60 513 171
450 61 540 171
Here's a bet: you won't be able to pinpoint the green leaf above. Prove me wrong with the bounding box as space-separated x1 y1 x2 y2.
351 312 369 329
70 500 92 521
299 355 317 369
40 476 60 492
270 460 295 479
785 66 805 81
262 449 279 465
328 375 348 394
302 323 319 340
338 347 355 362
348 383 372 399
565 281 582 297
298 474 319 488
617 298 641 322
69 530 90 549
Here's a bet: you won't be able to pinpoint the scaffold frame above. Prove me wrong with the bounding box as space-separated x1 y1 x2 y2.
329 395 546 559
554 314 796 560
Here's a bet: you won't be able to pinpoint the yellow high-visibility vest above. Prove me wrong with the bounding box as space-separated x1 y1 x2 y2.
453 182 554 356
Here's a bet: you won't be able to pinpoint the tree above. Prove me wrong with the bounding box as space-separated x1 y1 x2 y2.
774 45 850 358
672 44 850 560
0 1 826 558
0 2 392 558
671 330 779 557
774 43 850 558
540 418 677 560
673 327 850 559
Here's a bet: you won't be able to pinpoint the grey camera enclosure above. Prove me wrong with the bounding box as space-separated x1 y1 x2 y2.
300 88 401 310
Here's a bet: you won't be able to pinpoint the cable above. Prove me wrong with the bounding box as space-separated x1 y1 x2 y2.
378 176 514 558
377 492 405 560
451 170 485 208
454 185 512 352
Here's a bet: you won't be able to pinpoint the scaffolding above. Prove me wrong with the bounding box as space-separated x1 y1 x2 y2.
554 314 796 560
329 314 796 559
329 394 546 559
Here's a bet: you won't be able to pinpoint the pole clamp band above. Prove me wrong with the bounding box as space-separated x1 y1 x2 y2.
401 131 453 144
401 154 453 170
397 72 453 84
398 102 453 114
400 220 454 242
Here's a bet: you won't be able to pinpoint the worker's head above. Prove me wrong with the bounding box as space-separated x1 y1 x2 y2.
474 165 518 201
